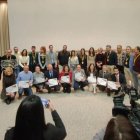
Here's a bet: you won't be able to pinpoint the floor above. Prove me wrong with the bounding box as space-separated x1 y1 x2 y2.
0 79 132 140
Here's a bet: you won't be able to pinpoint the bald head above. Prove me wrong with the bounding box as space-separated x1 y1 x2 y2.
47 64 53 71
23 65 29 73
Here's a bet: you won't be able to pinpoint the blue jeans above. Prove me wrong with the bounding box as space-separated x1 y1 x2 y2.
18 87 33 96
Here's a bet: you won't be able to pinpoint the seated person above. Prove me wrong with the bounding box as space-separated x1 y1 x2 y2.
86 63 97 93
4 95 67 140
44 64 60 93
33 66 47 93
16 65 33 99
98 65 111 94
1 67 16 104
93 115 139 140
59 65 72 93
73 64 88 91
110 67 126 95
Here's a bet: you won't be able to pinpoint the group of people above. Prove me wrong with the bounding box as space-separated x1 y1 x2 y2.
0 45 140 104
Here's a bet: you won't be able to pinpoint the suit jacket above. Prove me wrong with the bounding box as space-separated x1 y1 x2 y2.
133 53 140 73
98 70 111 80
29 52 38 66
4 110 67 140
2 55 16 60
44 70 59 80
111 73 126 85
105 51 117 65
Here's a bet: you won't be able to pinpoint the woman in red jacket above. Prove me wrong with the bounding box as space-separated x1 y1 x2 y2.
59 65 72 93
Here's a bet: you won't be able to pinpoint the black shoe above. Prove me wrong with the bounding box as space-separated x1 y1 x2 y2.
5 99 11 105
81 87 85 91
107 93 110 96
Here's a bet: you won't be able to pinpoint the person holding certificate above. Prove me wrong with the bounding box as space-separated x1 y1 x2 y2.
86 63 97 93
110 67 126 95
73 64 88 91
44 64 60 93
33 66 47 93
1 67 16 104
59 65 72 93
17 65 33 99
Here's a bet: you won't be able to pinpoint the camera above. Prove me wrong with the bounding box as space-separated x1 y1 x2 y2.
112 85 140 139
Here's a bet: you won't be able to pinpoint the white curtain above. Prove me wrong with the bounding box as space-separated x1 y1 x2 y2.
0 2 10 56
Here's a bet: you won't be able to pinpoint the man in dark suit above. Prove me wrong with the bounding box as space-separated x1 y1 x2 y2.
111 67 126 94
29 46 38 72
133 46 140 93
105 45 117 66
44 64 60 93
2 49 16 61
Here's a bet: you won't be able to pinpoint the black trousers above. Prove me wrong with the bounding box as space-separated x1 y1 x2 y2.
45 84 60 93
61 83 71 93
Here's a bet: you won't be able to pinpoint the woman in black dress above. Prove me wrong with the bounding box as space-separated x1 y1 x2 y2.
1 67 16 104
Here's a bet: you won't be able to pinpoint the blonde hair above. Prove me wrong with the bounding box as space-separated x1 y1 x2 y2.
4 67 13 75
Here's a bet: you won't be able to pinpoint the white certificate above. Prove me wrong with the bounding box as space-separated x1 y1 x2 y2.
18 81 29 88
107 81 118 90
61 76 70 83
6 84 18 93
87 76 96 84
97 77 107 86
35 77 45 84
75 73 84 81
48 78 58 87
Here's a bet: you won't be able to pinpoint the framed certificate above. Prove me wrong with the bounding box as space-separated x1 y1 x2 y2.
6 84 18 93
35 77 45 84
87 76 96 84
61 76 70 83
107 81 118 90
75 73 84 81
48 78 58 87
97 77 107 86
18 81 30 88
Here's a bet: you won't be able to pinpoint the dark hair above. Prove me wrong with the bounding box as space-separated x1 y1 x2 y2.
49 45 53 48
113 66 119 71
104 115 139 140
88 63 95 73
70 50 76 57
31 46 36 49
88 47 95 56
80 48 86 56
21 49 28 56
136 46 140 52
13 95 46 140
106 45 111 48
63 65 70 72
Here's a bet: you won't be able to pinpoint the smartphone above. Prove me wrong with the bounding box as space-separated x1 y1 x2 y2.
41 98 49 107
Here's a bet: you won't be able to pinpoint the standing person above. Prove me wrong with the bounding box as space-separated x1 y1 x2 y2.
38 46 47 73
78 48 87 73
46 45 58 70
2 49 16 61
68 50 79 71
29 46 38 72
105 45 117 66
133 46 140 93
44 64 60 93
1 67 16 104
16 65 33 99
13 46 20 78
59 65 72 93
58 45 70 72
95 48 106 75
73 64 87 91
123 46 134 83
4 95 67 140
87 47 95 67
116 45 125 74
19 49 30 72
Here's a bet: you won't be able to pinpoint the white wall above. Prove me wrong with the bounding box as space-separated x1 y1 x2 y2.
8 0 140 51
